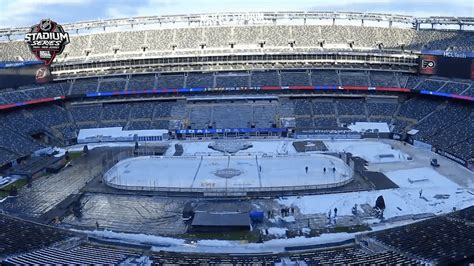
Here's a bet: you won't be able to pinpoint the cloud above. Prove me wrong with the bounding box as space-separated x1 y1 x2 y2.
0 0 92 27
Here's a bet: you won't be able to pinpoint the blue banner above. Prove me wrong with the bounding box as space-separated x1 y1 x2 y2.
0 61 43 69
176 128 287 134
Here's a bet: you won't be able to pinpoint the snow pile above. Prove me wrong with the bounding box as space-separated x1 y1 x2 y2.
154 232 355 254
66 142 137 152
75 229 185 246
267 227 287 237
73 228 355 254
384 167 460 188
281 216 296 222
323 140 408 163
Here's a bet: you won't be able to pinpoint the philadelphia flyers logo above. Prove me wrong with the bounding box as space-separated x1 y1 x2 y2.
422 60 435 69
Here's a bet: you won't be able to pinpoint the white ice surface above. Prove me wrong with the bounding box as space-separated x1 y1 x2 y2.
106 154 352 189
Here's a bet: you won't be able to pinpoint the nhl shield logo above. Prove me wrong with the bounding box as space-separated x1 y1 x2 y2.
24 19 70 65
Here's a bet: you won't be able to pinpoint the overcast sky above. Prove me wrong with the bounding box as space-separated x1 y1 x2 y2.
0 0 472 28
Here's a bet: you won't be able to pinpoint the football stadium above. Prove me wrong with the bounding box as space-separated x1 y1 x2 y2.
0 9 473 265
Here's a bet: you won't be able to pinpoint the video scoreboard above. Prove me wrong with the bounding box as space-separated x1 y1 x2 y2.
0 61 52 89
420 50 474 80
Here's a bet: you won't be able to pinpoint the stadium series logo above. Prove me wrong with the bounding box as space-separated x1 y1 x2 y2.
24 19 70 65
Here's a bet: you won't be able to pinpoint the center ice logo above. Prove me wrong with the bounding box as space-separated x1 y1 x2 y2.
214 168 243 179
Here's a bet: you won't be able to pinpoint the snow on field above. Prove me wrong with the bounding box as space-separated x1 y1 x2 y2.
384 167 460 188
180 140 296 156
77 228 355 254
180 141 213 155
75 229 185 246
279 187 473 218
269 215 296 223
157 232 356 254
323 140 408 163
278 166 474 219
238 140 296 155
76 218 438 254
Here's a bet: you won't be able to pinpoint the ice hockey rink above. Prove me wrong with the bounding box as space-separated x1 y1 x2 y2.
104 153 353 190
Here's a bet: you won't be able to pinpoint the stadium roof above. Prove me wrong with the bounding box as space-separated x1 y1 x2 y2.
1 11 473 39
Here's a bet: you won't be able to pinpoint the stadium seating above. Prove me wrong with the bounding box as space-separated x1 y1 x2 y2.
416 79 447 91
189 106 212 128
312 100 336 115
71 78 99 94
293 99 312 116
251 71 280 87
98 77 127 92
281 71 310 86
367 102 398 117
397 98 442 120
402 74 425 89
215 73 250 87
340 72 369 86
213 104 253 128
204 27 232 48
0 214 75 256
70 104 102 123
129 102 156 119
0 68 472 166
364 206 474 264
0 42 34 62
3 244 140 265
313 117 338 128
369 72 399 87
310 70 340 86
0 126 43 160
101 104 131 121
3 24 474 64
438 82 470 95
127 74 156 91
146 29 174 51
151 246 419 265
336 98 366 115
0 90 30 104
253 104 277 128
127 121 152 130
186 72 214 88
118 31 146 52
156 74 185 89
